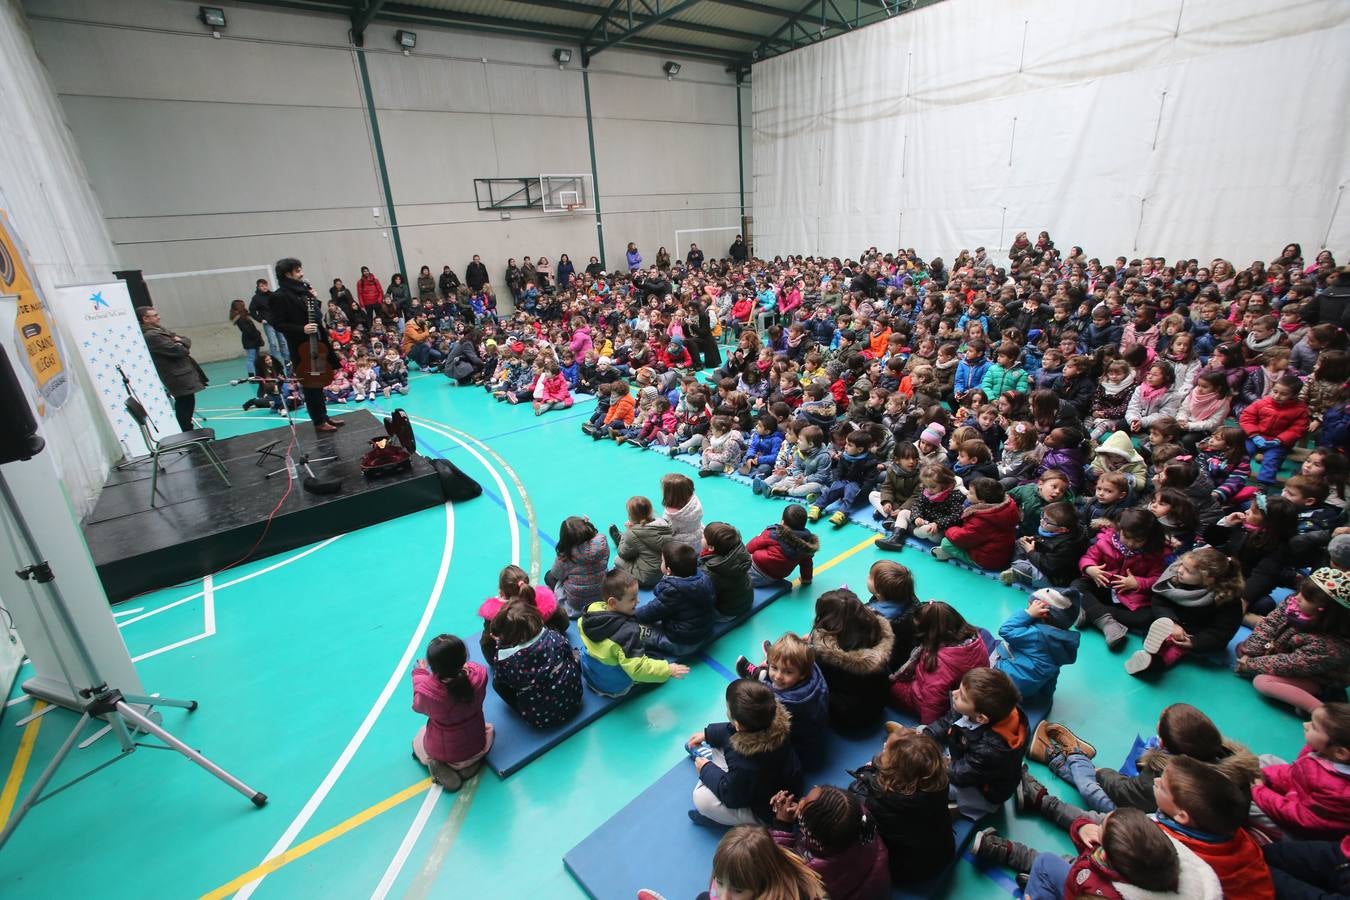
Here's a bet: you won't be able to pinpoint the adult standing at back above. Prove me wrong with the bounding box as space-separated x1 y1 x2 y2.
357 266 383 311
556 254 575 292
249 277 290 369
687 243 705 270
139 306 208 433
465 254 489 293
626 242 643 273
729 234 748 263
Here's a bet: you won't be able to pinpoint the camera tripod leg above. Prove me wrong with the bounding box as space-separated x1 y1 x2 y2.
0 711 94 851
114 700 267 807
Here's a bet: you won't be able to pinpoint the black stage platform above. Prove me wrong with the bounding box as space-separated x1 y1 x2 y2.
83 410 445 602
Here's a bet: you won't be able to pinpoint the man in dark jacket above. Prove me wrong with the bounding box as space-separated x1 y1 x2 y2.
249 278 290 369
437 265 460 300
268 257 343 434
686 243 705 270
464 254 489 292
729 235 748 263
634 543 715 656
140 307 207 432
1305 267 1350 330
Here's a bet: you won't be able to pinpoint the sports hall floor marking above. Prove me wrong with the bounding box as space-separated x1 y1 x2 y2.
232 502 456 900
0 701 47 828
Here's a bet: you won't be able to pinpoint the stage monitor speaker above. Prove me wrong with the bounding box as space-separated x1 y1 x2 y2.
113 269 153 311
0 343 45 464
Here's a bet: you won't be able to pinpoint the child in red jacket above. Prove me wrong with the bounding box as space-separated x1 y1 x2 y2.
746 504 819 586
1251 701 1350 841
1239 374 1310 485
933 477 1019 570
888 601 988 724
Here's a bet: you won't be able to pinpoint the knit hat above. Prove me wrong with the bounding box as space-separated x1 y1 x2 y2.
597 355 613 367
1328 534 1350 569
919 422 946 447
485 339 497 349
1031 587 1081 629
1310 568 1350 609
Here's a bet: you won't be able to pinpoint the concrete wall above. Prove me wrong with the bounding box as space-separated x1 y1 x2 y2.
23 0 751 360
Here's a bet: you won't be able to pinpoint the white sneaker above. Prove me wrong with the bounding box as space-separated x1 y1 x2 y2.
1124 650 1153 676
1142 618 1175 654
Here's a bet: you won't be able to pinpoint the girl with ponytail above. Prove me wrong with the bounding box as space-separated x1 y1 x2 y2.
1124 548 1245 677
411 634 493 791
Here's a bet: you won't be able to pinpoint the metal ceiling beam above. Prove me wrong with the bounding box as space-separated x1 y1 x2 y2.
584 0 711 60
350 0 386 46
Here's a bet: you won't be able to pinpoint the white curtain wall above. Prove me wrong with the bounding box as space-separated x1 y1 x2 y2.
752 0 1350 265
1 0 125 515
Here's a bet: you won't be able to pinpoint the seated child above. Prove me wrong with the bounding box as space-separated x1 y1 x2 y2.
875 464 966 552
411 634 493 791
1001 500 1086 588
867 441 922 527
699 414 747 478
635 542 717 657
738 413 784 478
487 600 583 729
1236 567 1350 714
767 786 890 897
1087 430 1147 496
1239 374 1310 485
863 559 920 666
1023 703 1258 822
971 806 1222 900
1251 701 1350 842
1284 474 1344 567
1076 470 1133 533
992 587 1081 701
594 380 636 438
1009 468 1073 538
547 516 611 616
846 725 955 885
656 472 704 551
810 588 896 729
476 564 568 658
756 424 831 499
611 495 672 589
694 825 826 899
532 364 573 415
1037 428 1086 493
578 569 690 698
685 680 803 826
996 421 1039 487
889 601 989 724
746 504 819 586
932 477 1019 570
920 667 1028 819
700 522 754 620
1071 509 1167 650
809 432 881 527
734 633 830 770
1124 548 1244 676
1263 836 1350 900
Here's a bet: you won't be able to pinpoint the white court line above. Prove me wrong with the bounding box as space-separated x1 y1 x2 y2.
131 574 215 663
117 536 343 629
235 501 456 900
111 607 145 618
370 783 444 900
366 413 525 897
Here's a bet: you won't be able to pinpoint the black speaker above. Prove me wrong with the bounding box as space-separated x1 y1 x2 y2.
113 269 153 312
0 343 45 464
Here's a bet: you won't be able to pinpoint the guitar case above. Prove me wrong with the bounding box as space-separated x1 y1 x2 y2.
360 409 415 478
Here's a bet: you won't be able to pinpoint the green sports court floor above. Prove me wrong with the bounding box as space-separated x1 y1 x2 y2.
0 359 1306 899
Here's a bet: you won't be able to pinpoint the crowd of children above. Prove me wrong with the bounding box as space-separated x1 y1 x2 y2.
392 237 1349 896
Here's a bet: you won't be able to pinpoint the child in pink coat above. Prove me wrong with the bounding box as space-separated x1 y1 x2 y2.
1070 508 1167 650
888 601 989 724
1252 701 1350 841
412 634 493 792
533 364 573 415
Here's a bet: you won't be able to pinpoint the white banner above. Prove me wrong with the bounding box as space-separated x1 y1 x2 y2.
51 282 175 458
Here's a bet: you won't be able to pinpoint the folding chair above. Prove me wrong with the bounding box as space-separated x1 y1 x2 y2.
123 398 231 506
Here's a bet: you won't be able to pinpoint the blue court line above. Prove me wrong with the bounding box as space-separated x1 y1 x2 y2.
697 652 737 683
964 852 1023 896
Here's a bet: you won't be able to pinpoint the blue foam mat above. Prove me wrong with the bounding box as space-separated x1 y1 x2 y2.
565 697 1053 899
472 579 793 777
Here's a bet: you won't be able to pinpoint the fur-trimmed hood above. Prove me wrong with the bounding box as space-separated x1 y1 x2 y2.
773 524 820 559
811 615 895 675
729 702 792 755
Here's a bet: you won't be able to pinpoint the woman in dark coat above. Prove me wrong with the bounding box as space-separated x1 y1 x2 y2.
445 330 484 386
691 300 722 370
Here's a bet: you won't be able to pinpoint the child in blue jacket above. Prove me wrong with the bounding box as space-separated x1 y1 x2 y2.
733 632 830 770
738 413 785 478
636 542 716 657
953 339 991 404
991 588 1082 702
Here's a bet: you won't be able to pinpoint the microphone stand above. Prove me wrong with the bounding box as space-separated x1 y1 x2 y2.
114 364 161 471
247 375 338 480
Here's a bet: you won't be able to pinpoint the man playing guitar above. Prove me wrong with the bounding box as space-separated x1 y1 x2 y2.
269 257 344 434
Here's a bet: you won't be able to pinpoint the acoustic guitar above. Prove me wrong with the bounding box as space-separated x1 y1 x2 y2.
294 289 336 389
